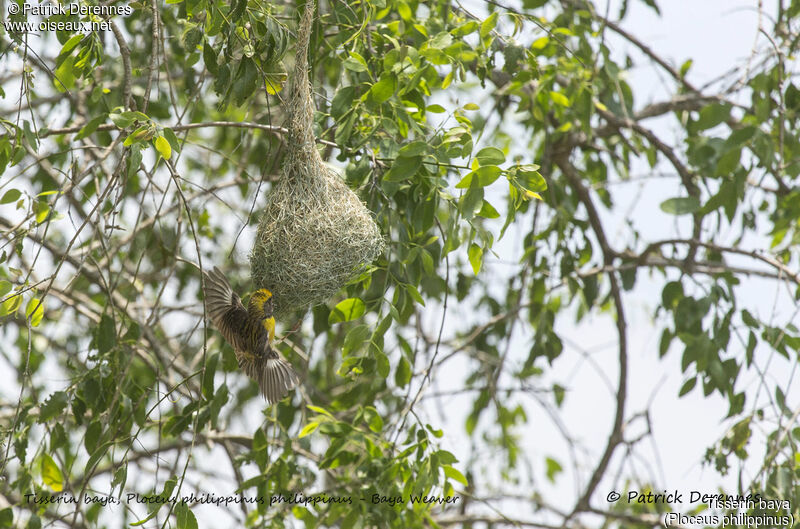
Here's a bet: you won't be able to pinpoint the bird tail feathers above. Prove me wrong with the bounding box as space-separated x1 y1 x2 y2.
239 353 299 404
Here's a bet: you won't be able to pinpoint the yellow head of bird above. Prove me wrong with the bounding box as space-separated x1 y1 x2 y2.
249 288 274 318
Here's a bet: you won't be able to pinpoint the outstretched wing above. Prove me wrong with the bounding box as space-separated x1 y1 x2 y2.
203 266 250 352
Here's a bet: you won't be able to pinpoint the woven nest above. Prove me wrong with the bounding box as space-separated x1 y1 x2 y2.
250 1 384 317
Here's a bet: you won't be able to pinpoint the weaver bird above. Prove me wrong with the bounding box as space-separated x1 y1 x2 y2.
203 266 299 404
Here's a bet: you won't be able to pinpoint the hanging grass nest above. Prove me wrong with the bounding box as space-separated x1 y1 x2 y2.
250 1 384 317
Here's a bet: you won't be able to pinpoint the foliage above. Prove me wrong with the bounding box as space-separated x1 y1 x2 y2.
1 0 800 528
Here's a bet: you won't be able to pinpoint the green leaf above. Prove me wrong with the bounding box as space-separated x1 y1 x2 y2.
659 197 701 215
429 31 453 50
127 146 143 178
397 1 413 21
553 384 565 406
545 457 563 483
398 141 429 157
514 164 547 192
787 83 800 111
202 352 219 399
420 248 435 274
163 128 181 156
0 189 20 204
434 449 457 463
35 201 50 224
228 0 247 22
39 391 68 422
477 200 500 219
343 57 368 72
0 292 21 317
130 513 154 526
252 427 267 460
442 71 453 89
112 464 127 493
679 377 697 396
57 34 83 61
175 503 199 529
109 112 135 128
329 298 366 324
715 148 740 176
384 155 422 182
476 147 505 165
343 324 371 356
124 129 145 147
331 86 356 119
500 204 520 240
375 350 390 378
468 243 483 275
0 508 12 526
298 422 319 438
74 114 107 141
343 52 369 72
395 356 411 387
0 281 11 298
426 104 446 113
694 103 731 131
182 26 203 51
84 421 102 454
41 454 64 492
742 309 758 328
452 20 479 37
154 136 172 160
96 314 116 354
54 55 77 91
404 284 425 305
725 126 756 149
232 58 258 106
25 296 44 326
364 406 383 433
532 36 549 49
480 12 498 39
661 281 683 308
679 59 693 77
22 120 39 151
443 465 468 486
203 41 218 74
369 75 397 103
459 188 484 219
456 166 502 188
307 405 334 418
549 91 570 107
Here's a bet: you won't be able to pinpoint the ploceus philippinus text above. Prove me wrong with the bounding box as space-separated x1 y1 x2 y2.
203 266 299 403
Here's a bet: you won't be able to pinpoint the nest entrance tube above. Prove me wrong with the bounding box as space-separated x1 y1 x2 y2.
250 1 384 317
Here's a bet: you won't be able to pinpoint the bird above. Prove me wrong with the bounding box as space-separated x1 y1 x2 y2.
203 266 299 404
